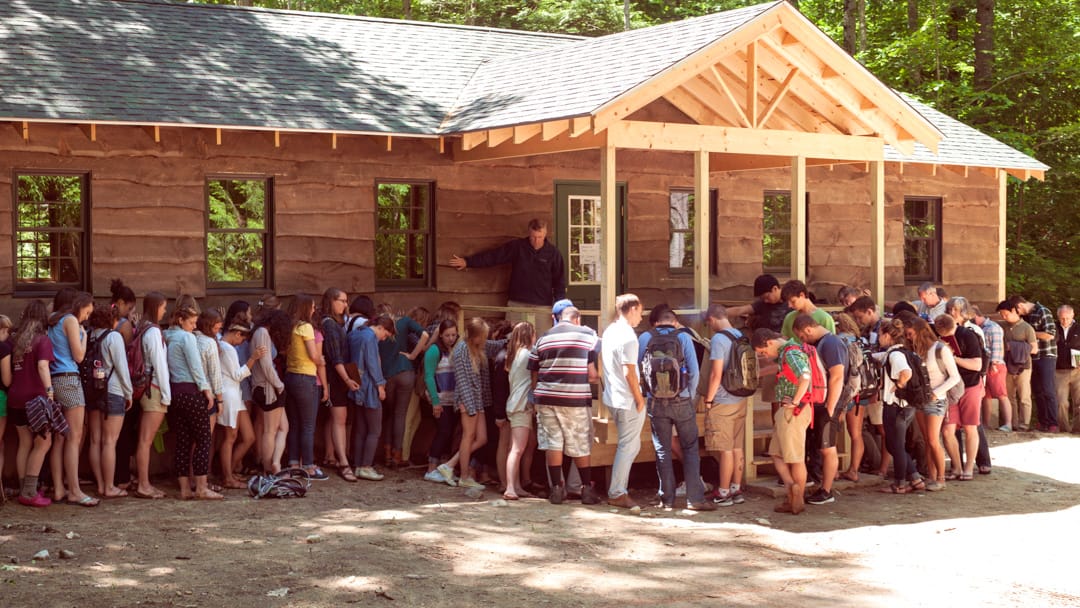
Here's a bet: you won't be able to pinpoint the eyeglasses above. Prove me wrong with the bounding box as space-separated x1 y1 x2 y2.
336 298 348 303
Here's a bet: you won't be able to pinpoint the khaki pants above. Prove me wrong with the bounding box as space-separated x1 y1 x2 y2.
1006 368 1032 428
1055 368 1080 432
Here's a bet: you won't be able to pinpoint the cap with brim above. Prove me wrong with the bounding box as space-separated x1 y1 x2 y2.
551 299 575 316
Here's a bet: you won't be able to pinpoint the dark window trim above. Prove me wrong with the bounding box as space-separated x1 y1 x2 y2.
204 174 274 293
374 178 436 290
668 187 718 276
903 195 943 285
12 169 92 295
762 189 809 278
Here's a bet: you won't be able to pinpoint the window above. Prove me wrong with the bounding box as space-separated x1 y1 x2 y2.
14 172 89 291
762 190 809 275
668 188 718 274
376 181 434 288
206 177 272 289
904 196 942 283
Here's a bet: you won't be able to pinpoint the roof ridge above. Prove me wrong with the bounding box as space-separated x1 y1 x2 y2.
110 0 584 40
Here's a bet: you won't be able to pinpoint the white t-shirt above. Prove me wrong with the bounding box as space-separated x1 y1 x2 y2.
601 317 640 410
875 346 911 405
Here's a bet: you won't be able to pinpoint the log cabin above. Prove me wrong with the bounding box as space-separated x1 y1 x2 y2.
0 0 1050 472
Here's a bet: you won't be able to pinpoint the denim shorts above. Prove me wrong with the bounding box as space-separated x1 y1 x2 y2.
103 392 127 417
920 398 947 417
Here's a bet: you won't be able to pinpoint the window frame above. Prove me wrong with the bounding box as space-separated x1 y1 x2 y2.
374 179 436 290
667 187 718 276
903 195 943 285
204 174 274 293
762 189 809 278
12 169 92 295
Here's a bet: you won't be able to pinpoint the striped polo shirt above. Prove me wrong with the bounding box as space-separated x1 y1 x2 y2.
529 322 599 407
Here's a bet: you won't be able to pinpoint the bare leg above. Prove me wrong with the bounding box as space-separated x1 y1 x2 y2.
843 407 865 480
820 446 838 493
49 433 66 500
874 424 891 476
64 406 91 503
272 413 288 473
505 426 530 496
926 414 946 482
496 421 510 489
942 422 961 476
962 424 979 476
459 410 488 482
100 413 126 497
220 426 242 488
87 410 104 494
259 408 284 474
136 410 167 497
232 410 256 478
330 406 349 468
998 396 1013 428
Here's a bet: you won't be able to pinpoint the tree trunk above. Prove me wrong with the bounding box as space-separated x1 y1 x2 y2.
787 0 800 10
974 0 994 91
946 0 966 41
843 0 857 55
624 0 630 31
857 0 866 53
908 0 919 32
403 0 412 20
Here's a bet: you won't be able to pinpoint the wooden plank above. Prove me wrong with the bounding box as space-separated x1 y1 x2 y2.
215 128 221 145
487 126 513 147
708 65 752 128
757 67 798 128
693 149 710 311
997 168 1007 303
592 9 784 131
790 154 806 282
711 59 832 134
571 116 592 137
599 144 617 335
461 130 487 151
332 133 337 149
870 159 885 307
274 130 280 148
453 126 607 163
513 123 542 144
662 87 729 126
746 41 758 127
606 120 884 161
541 119 569 141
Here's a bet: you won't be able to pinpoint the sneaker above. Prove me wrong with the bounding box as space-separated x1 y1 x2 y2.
308 467 330 481
712 493 734 507
580 486 603 505
458 477 485 489
424 469 447 484
687 500 717 512
607 493 638 509
436 464 457 487
549 485 566 505
806 489 835 505
730 490 745 505
18 493 51 508
356 467 384 481
997 425 1012 433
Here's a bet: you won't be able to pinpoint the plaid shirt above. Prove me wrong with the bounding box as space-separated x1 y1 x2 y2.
1023 302 1058 359
981 318 1005 363
775 339 810 402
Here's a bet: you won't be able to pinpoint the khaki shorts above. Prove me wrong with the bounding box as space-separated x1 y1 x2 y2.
536 405 591 458
768 405 812 464
140 385 168 414
704 399 747 452
508 407 533 429
866 400 884 426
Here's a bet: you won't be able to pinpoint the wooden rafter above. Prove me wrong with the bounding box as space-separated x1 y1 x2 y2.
454 126 607 163
756 68 798 128
542 120 569 140
710 60 825 133
707 65 751 128
746 41 758 128
513 123 542 144
487 126 513 147
461 130 487 151
572 116 592 137
663 86 732 126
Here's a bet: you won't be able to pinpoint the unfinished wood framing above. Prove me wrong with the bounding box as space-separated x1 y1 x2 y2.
997 168 1008 302
790 154 807 282
599 144 618 335
693 149 710 311
869 160 886 305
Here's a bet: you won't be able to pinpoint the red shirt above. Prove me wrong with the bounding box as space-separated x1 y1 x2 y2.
8 335 55 408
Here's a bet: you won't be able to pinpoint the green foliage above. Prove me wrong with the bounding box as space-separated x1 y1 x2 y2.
376 183 431 284
15 175 83 284
762 192 791 271
207 179 267 285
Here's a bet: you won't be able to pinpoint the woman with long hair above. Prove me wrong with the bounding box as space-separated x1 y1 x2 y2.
223 300 255 473
451 317 507 489
347 314 392 481
47 290 97 506
251 308 291 475
165 306 219 500
133 291 171 499
194 309 224 486
319 288 359 481
503 321 537 500
873 319 925 494
85 304 133 499
422 319 459 486
911 316 960 491
284 294 327 480
376 302 429 468
217 320 266 489
108 279 139 494
110 279 137 344
8 301 55 507
832 312 866 482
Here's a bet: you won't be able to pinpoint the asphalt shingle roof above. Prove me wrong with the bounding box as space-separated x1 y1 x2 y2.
0 0 1047 173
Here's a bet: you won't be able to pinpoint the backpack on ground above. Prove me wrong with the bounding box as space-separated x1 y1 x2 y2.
79 329 114 410
843 335 881 404
885 347 933 408
128 322 155 402
642 329 688 399
718 329 759 398
247 469 310 499
778 342 827 405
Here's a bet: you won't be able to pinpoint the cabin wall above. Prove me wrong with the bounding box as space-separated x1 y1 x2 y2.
0 124 1003 318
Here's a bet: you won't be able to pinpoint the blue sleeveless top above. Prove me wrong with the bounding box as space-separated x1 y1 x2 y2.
48 313 81 374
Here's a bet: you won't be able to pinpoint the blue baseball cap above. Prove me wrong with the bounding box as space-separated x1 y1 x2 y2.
551 299 575 317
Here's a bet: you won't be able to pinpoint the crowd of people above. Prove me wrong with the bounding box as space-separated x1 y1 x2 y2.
0 268 1075 514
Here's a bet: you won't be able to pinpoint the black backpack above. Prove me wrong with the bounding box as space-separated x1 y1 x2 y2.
958 325 992 377
641 329 688 399
884 347 933 408
718 329 759 398
79 329 114 410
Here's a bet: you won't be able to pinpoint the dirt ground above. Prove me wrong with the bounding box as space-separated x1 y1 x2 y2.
1 428 1079 608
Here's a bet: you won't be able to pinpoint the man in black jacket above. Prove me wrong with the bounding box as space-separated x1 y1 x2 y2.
450 219 566 331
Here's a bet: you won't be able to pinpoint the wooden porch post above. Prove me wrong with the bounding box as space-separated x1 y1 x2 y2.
870 160 885 306
693 150 710 312
599 144 618 334
997 169 1007 302
790 155 807 282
